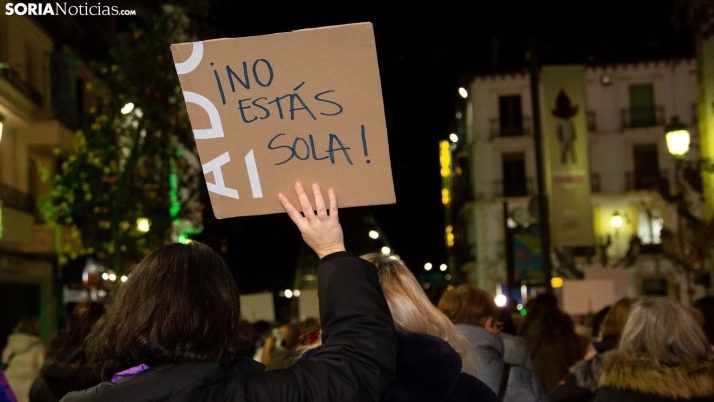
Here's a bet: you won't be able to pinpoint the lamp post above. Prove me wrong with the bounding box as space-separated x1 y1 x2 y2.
665 116 693 303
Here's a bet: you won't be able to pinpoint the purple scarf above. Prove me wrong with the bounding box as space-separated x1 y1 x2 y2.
0 370 17 402
111 364 150 383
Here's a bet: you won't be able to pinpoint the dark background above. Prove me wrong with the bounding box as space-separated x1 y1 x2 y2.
40 0 697 297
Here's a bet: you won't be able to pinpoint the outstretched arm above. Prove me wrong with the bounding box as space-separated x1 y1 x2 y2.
245 183 397 402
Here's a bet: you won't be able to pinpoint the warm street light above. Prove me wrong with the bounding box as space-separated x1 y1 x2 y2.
611 212 623 228
368 230 379 239
284 289 293 298
494 294 507 307
120 275 128 283
449 133 458 143
121 102 135 114
136 218 150 232
108 273 117 282
458 87 468 99
424 262 433 271
381 246 391 255
439 264 447 271
665 116 690 158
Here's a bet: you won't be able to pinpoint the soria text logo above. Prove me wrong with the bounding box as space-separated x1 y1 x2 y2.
5 3 137 16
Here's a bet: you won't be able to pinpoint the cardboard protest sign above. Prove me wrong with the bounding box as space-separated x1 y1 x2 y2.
170 22 395 218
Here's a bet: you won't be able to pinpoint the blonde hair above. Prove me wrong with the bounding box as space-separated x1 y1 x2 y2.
599 297 633 339
618 297 714 366
361 253 470 360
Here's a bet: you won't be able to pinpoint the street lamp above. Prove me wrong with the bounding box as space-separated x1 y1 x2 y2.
611 212 623 229
665 116 690 158
368 230 379 239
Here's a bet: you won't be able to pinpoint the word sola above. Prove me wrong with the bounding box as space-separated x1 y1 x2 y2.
4 3 133 16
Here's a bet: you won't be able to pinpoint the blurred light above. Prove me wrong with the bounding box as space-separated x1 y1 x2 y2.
507 218 517 228
285 289 293 298
449 133 458 143
279 290 285 297
97 290 107 298
109 273 117 282
516 303 523 310
665 120 690 157
455 111 463 119
388 255 399 260
293 289 301 297
446 284 454 291
611 212 623 228
137 218 150 232
520 309 527 316
121 102 135 114
368 230 379 239
134 108 143 118
458 87 468 98
445 225 454 247
439 264 447 271
424 262 433 271
445 274 452 280
439 141 451 177
551 277 564 289
101 273 109 280
442 188 451 205
120 275 128 283
599 75 612 86
494 294 507 307
0 115 4 143
381 246 391 255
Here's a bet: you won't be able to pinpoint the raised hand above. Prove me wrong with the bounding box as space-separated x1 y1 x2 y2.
278 182 345 259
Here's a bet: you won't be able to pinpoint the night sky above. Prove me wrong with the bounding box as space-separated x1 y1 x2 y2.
48 0 697 295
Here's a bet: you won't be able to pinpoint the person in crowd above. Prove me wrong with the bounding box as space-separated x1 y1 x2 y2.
594 297 714 401
590 305 611 341
438 285 546 402
521 293 588 393
498 308 533 369
1 317 44 402
693 296 714 346
302 317 321 346
61 182 397 402
29 301 104 402
303 253 498 402
0 369 17 402
263 322 309 370
549 297 633 402
250 321 272 362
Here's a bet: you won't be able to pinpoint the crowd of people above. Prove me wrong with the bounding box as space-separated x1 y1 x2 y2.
0 183 712 402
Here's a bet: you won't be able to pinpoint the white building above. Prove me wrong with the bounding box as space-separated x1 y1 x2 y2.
452 59 703 304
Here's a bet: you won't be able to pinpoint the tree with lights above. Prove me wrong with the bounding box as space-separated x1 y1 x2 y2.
39 6 204 274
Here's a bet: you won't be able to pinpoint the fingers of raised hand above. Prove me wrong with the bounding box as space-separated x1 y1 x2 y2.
328 189 338 222
278 192 303 226
294 182 316 221
312 183 328 218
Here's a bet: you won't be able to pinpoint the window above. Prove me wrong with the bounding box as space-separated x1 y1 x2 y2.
502 152 527 197
637 209 663 245
632 144 660 190
629 84 655 127
499 95 524 136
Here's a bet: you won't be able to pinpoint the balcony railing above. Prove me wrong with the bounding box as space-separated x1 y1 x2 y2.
493 177 535 198
620 106 665 130
0 184 35 214
489 116 532 139
0 67 43 107
625 170 669 192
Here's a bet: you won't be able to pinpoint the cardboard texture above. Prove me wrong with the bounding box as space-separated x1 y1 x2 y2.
170 22 395 218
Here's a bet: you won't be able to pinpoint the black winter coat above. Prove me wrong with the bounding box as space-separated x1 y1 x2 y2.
304 330 499 402
29 349 102 402
60 252 398 402
593 352 714 402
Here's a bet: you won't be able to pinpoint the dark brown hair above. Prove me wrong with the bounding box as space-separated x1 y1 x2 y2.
437 284 499 327
47 301 105 362
85 242 248 380
13 316 41 336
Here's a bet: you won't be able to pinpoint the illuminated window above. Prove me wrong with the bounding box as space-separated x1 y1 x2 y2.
637 209 662 245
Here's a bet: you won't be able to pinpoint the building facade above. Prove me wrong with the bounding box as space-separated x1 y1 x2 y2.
448 59 705 304
0 7 93 344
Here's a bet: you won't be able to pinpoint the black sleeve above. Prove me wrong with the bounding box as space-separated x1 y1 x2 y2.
246 252 398 402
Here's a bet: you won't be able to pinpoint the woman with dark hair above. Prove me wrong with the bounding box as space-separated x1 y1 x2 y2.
521 293 588 393
29 301 105 402
2 317 44 402
61 183 397 402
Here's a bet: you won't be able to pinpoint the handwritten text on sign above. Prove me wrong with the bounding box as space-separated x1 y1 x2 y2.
171 23 395 218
